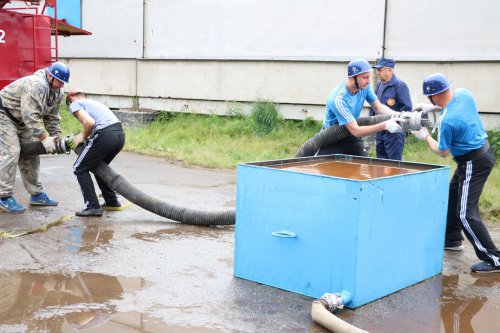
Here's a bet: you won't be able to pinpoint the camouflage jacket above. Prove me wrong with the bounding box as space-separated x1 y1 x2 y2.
0 68 63 138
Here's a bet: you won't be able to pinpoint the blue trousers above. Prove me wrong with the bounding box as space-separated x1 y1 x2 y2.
375 130 405 161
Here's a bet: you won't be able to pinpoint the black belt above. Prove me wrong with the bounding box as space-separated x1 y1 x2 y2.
0 98 25 127
96 122 123 134
454 141 491 164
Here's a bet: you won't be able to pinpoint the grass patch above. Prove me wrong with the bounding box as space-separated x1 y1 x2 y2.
59 101 82 135
59 104 500 222
122 112 318 168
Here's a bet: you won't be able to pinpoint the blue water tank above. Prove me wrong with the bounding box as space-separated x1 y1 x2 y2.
234 155 450 308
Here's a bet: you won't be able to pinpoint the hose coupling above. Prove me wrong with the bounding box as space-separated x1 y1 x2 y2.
54 135 73 154
392 111 434 131
318 293 346 313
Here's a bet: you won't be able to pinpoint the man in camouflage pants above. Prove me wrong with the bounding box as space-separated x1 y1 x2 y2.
0 62 70 213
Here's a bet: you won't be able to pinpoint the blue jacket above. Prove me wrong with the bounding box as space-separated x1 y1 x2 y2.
369 74 412 115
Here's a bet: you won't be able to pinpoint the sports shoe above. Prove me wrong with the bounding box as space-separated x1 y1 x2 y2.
29 192 58 206
76 207 103 217
444 240 464 251
471 261 500 274
0 196 26 213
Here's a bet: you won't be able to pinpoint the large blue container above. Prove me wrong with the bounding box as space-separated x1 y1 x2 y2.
234 155 450 308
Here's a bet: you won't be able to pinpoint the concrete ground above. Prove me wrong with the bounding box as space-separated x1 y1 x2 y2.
1 152 499 333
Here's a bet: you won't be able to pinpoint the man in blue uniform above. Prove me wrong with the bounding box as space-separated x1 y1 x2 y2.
66 88 125 217
412 73 499 274
369 58 412 160
318 58 403 156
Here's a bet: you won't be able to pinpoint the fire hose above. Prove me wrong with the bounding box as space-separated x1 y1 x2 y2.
19 111 432 227
295 111 433 157
311 292 369 333
20 140 235 226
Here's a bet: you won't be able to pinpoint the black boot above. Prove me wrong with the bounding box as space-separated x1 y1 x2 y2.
76 207 103 217
102 199 121 208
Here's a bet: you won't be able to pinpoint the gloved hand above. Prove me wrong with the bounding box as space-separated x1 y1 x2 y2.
41 136 57 154
384 119 403 133
68 133 85 150
413 103 435 114
411 127 430 141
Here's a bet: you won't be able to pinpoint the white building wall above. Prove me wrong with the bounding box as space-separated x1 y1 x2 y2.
385 0 500 61
58 0 500 129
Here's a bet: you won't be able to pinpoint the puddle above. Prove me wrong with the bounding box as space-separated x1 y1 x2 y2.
131 224 231 242
0 271 161 332
335 274 500 333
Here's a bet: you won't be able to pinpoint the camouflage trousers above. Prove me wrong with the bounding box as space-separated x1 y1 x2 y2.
0 112 42 197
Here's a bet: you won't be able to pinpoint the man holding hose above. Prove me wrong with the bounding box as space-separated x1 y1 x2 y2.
66 88 125 217
0 62 69 213
412 73 499 274
318 59 403 156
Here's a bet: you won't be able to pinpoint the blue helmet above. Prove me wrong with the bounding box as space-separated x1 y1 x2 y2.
422 73 450 96
347 59 372 77
47 62 70 84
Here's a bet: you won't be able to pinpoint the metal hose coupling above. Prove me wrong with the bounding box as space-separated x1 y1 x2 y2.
54 135 73 154
316 290 352 313
391 111 434 131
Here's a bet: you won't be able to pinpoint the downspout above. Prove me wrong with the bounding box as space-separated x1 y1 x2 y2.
381 0 388 58
142 0 146 60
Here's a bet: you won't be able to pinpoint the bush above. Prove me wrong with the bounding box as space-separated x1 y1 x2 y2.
487 130 500 161
250 100 281 135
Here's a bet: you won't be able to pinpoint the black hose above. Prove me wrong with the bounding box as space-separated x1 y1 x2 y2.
295 115 391 157
21 115 388 226
95 161 235 226
20 141 235 226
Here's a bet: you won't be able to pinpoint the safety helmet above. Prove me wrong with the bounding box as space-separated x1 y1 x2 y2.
65 88 85 105
347 59 372 77
47 62 70 84
422 73 450 96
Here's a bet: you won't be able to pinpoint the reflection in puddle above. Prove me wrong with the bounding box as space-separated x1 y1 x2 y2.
335 274 500 333
440 274 500 333
0 271 163 332
63 225 115 254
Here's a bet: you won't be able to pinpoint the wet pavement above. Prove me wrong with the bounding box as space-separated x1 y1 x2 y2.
1 152 499 333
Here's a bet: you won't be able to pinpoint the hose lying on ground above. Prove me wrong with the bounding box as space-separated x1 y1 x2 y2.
20 141 235 226
20 115 391 226
311 293 369 333
311 302 369 333
295 115 391 157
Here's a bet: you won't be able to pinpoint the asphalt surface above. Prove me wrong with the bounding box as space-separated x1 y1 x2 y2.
1 152 499 333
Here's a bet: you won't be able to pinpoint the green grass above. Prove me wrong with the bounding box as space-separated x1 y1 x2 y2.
122 112 318 168
59 106 500 222
59 102 81 134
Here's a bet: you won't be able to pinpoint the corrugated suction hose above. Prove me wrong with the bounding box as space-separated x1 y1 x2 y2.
295 115 391 157
20 141 235 226
20 115 390 226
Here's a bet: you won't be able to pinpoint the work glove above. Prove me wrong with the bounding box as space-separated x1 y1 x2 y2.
412 103 435 114
41 136 57 154
68 133 85 151
384 119 403 134
411 127 430 141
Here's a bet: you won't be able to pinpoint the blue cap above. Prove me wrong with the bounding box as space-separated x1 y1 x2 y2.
372 58 395 69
